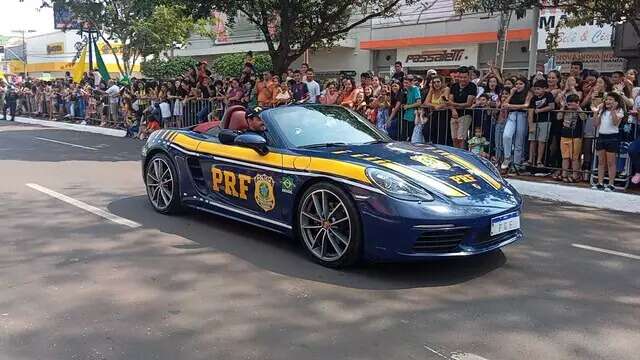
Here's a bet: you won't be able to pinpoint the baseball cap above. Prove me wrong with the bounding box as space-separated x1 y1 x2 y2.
427 69 437 76
245 106 263 119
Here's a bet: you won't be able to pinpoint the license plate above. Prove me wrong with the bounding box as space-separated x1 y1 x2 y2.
490 212 520 236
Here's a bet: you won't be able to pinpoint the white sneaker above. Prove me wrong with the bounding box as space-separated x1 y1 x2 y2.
500 159 510 170
80 120 87 125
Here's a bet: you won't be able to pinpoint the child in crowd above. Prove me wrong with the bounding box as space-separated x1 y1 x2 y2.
376 88 390 133
468 126 490 158
527 80 555 168
557 94 587 182
159 98 172 127
492 89 511 164
471 93 492 136
593 93 625 191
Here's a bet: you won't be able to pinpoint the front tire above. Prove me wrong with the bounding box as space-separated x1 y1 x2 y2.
296 182 362 268
145 153 181 214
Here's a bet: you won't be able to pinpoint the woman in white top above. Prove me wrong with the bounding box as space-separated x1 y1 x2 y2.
593 92 625 191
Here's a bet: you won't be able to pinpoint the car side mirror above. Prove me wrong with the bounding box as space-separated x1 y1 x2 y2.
218 129 237 145
234 133 269 155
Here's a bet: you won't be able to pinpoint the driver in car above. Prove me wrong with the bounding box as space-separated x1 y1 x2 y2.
243 107 267 139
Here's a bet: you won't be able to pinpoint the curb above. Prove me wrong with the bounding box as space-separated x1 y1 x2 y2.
14 117 127 137
508 179 640 214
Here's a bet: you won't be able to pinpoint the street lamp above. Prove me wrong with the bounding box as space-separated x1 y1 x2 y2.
11 29 37 78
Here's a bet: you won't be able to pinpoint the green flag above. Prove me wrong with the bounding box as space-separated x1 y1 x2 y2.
93 39 110 81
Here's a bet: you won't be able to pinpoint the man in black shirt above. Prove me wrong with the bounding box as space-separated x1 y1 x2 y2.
291 70 309 102
447 66 477 148
392 61 405 84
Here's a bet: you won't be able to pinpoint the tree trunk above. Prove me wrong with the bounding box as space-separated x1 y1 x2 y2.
270 48 293 77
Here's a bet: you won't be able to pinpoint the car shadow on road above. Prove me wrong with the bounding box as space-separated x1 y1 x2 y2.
108 195 508 290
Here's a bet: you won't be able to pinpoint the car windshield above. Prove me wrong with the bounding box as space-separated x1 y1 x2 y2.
267 105 389 148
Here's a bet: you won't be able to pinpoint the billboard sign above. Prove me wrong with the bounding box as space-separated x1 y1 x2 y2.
537 8 612 50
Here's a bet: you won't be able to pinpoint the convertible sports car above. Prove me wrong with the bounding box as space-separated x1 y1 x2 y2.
142 104 523 267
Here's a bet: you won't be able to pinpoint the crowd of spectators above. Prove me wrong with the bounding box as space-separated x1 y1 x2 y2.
1 55 639 190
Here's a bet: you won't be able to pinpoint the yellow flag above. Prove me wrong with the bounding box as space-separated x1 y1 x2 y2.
0 67 5 80
72 48 87 83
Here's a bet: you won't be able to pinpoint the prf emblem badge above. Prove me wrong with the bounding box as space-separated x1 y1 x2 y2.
254 174 275 212
410 154 451 170
281 176 295 194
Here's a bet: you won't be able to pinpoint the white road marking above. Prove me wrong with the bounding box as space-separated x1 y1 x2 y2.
424 346 449 359
26 183 141 229
34 137 98 151
572 243 640 261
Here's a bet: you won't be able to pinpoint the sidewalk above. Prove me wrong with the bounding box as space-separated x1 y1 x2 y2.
508 178 640 214
13 116 127 137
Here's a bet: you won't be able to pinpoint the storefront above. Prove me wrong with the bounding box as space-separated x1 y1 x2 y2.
361 29 532 80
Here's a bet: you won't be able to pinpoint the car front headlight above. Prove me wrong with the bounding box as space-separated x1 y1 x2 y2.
366 168 434 202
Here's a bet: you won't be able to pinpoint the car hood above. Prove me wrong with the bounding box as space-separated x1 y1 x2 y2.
297 142 518 207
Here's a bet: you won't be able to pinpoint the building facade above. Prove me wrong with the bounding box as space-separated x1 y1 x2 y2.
2 30 139 79
176 1 536 81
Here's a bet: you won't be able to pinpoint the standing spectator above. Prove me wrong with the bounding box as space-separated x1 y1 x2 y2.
360 72 372 89
300 63 309 82
388 81 403 140
375 86 391 133
105 80 120 124
423 75 450 145
371 76 382 97
319 81 339 105
274 81 292 106
448 66 477 148
569 61 584 90
305 68 321 103
226 78 244 107
611 71 634 108
338 78 358 108
291 70 309 102
527 80 555 167
629 137 640 184
626 68 639 98
402 75 422 142
256 71 275 107
392 61 405 84
501 77 532 170
0 80 6 119
593 92 625 191
558 94 587 182
3 85 18 121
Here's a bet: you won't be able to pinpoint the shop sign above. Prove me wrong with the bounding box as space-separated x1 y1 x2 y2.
46 42 65 55
398 45 478 68
554 51 626 73
537 8 612 50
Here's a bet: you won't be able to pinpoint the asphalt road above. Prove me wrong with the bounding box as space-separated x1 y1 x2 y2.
1 120 638 360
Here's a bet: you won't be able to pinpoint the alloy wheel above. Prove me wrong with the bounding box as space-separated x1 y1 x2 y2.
299 189 352 262
146 157 174 211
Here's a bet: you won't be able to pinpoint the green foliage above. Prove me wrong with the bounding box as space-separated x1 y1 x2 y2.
212 53 272 77
43 1 195 76
177 0 411 74
141 57 198 79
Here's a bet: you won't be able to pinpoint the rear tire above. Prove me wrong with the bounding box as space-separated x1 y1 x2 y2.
145 153 181 214
296 182 362 268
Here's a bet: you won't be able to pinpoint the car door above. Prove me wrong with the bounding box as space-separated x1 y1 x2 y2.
197 138 287 228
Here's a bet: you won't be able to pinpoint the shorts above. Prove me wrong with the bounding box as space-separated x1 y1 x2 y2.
560 137 582 160
528 122 551 142
450 114 472 140
595 133 619 153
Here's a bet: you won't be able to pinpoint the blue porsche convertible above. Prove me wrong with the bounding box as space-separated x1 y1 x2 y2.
142 104 522 267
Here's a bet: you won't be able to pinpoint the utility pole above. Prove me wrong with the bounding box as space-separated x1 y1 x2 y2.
528 7 541 77
11 29 36 78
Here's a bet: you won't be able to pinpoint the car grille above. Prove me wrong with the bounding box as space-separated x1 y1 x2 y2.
474 229 519 249
413 227 469 253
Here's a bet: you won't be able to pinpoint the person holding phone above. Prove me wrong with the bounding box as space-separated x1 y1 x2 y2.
423 75 450 145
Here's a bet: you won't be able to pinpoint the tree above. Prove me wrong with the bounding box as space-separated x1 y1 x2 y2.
177 0 413 75
212 53 272 77
42 1 194 77
455 0 538 71
141 56 198 79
